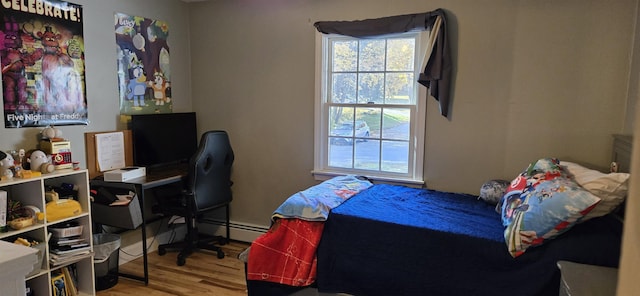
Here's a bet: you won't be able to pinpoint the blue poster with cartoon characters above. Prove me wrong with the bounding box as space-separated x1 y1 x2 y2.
1 0 87 127
115 12 171 115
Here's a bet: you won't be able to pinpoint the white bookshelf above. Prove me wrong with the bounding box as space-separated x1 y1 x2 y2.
0 169 95 296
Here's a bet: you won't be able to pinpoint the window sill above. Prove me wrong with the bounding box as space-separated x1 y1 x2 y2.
311 170 425 188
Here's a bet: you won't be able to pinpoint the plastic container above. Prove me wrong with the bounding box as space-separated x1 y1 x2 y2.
49 225 83 238
93 233 121 291
27 242 46 277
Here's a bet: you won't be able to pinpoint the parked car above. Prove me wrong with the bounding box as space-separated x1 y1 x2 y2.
331 120 370 145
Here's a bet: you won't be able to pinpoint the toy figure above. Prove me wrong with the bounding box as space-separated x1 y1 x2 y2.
0 151 15 178
15 149 25 171
28 150 49 173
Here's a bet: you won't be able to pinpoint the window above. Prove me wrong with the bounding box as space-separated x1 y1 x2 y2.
314 32 428 185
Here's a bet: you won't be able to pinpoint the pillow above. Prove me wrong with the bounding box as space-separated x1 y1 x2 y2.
478 179 510 207
560 161 629 220
501 158 601 257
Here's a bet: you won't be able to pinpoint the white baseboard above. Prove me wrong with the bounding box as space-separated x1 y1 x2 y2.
114 220 269 265
199 219 270 243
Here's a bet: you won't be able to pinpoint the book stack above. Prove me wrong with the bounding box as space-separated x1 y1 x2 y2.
49 225 92 267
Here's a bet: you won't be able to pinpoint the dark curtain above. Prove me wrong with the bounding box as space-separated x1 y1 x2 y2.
314 9 452 117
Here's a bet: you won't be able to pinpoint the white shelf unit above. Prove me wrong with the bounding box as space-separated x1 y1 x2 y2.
0 169 95 296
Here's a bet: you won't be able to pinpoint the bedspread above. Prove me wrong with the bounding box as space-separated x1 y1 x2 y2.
271 175 373 221
247 175 372 287
247 218 324 286
316 184 623 296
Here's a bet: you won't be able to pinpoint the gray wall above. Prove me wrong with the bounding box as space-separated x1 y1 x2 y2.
0 0 193 160
188 0 637 226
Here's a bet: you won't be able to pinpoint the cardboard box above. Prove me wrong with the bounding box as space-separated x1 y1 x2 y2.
92 194 142 229
103 167 146 182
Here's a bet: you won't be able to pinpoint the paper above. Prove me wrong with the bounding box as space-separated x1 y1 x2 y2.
95 132 126 172
109 199 131 206
110 191 135 206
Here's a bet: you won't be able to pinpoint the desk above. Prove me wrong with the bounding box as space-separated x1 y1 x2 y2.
91 166 187 285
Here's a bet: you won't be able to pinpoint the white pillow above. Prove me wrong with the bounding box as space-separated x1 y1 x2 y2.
560 161 630 220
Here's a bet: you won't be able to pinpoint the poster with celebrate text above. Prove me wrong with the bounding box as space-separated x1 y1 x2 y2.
115 12 171 115
0 0 87 127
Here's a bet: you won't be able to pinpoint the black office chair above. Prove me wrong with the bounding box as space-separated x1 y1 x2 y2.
156 130 234 266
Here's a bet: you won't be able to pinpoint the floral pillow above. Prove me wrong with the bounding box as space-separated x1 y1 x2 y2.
501 158 601 257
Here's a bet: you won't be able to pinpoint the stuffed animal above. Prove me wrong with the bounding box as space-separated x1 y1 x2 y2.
41 126 62 140
478 179 511 212
0 151 15 178
28 150 54 174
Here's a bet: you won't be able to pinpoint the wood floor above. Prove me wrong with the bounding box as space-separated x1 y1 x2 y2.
96 240 251 296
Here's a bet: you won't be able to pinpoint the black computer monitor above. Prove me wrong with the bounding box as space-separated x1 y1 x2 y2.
130 112 198 169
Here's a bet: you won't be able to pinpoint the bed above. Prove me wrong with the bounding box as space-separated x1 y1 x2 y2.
245 158 629 296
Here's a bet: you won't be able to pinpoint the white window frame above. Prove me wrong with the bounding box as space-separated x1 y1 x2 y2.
312 31 429 186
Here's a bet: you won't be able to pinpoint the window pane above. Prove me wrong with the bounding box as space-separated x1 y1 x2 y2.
382 108 410 141
358 39 385 71
386 38 415 71
355 107 379 140
357 73 384 104
329 106 354 137
332 40 357 72
354 139 380 170
331 73 356 103
381 140 409 173
385 73 414 104
329 143 353 168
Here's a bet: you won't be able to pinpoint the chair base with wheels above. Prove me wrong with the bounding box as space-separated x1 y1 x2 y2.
157 201 231 266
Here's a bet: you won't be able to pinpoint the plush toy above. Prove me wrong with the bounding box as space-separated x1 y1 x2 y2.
28 150 54 174
41 125 63 140
478 179 511 212
0 151 15 178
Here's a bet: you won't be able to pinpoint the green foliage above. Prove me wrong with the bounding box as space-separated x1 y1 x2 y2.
332 37 415 104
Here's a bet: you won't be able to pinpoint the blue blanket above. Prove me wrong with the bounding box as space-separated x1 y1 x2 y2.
316 184 622 296
334 184 505 241
272 175 372 221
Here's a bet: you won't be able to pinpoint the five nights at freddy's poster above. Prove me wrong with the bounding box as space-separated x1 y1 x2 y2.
115 12 171 115
1 0 87 128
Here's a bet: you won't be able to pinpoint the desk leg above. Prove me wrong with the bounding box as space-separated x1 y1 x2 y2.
140 189 149 285
117 187 149 285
